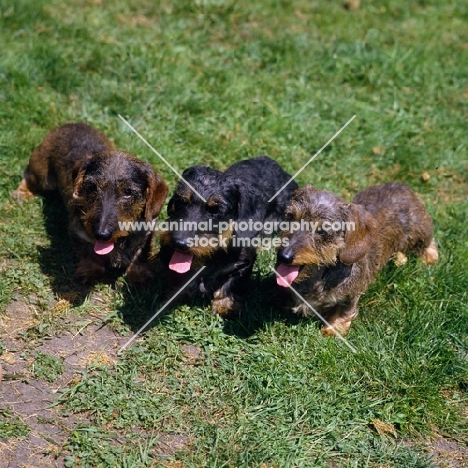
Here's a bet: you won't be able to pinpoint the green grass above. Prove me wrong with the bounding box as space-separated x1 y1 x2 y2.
32 351 65 382
1 0 467 466
0 409 30 440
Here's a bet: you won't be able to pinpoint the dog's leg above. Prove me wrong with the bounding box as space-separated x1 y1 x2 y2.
422 238 438 265
212 287 244 319
125 260 153 284
13 144 57 202
70 235 107 284
211 249 256 319
74 256 107 284
320 297 360 337
13 165 44 203
13 178 36 202
125 234 154 284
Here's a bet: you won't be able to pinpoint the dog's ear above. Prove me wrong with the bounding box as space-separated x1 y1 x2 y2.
339 203 377 264
72 159 89 199
72 154 101 198
226 176 267 238
145 168 169 221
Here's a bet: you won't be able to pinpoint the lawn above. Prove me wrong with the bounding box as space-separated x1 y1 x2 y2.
0 0 467 466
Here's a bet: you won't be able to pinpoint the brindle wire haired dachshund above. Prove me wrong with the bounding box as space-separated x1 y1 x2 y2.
276 183 438 336
13 122 168 285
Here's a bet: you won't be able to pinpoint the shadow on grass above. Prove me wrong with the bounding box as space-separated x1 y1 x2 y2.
35 199 309 338
115 264 307 339
221 274 305 339
34 196 168 328
36 195 119 306
36 195 77 295
114 261 166 332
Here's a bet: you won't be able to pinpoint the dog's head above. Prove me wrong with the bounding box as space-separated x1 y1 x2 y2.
161 165 258 274
72 150 168 255
276 185 377 287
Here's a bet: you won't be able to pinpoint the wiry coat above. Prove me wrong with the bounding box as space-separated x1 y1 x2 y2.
276 183 438 335
160 156 298 318
13 123 168 284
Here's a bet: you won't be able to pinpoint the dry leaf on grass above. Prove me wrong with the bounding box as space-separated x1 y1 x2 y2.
372 146 386 155
51 299 72 315
344 0 361 10
372 419 397 437
421 171 431 182
0 351 16 365
81 352 116 367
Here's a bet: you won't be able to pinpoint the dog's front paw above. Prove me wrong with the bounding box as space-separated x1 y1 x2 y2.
321 316 353 337
211 290 242 319
422 238 438 265
74 258 106 285
125 262 153 284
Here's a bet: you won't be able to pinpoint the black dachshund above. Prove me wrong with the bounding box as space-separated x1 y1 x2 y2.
159 156 298 318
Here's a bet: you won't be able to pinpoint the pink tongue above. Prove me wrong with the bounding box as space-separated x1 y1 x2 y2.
169 250 193 274
276 264 300 287
94 241 115 255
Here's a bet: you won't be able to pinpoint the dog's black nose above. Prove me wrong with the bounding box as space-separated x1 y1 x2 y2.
94 228 113 242
277 248 294 264
173 238 190 252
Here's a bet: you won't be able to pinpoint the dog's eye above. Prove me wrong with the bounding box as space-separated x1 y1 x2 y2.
174 199 189 212
82 180 97 193
207 203 220 215
175 196 190 207
123 188 135 198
